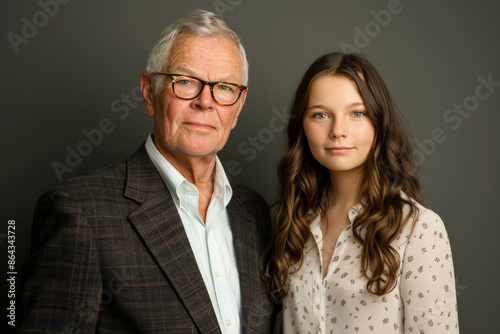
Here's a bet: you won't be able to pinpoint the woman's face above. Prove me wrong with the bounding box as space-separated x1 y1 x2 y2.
302 75 375 175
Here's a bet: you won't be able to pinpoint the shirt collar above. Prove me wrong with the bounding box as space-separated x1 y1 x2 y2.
348 203 363 222
144 134 232 207
309 202 363 233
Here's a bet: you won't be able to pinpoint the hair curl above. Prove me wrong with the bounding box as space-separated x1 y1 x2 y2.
264 52 421 300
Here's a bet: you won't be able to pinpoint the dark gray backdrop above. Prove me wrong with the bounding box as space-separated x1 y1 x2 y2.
2 0 499 332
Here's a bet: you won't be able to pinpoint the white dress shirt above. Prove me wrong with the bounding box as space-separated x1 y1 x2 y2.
283 199 459 334
145 135 241 334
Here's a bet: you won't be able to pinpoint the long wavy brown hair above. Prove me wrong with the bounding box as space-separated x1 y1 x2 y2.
264 52 421 299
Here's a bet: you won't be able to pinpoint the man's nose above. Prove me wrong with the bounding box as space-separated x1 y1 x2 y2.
192 84 215 110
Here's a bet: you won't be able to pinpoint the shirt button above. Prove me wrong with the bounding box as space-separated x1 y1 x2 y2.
185 185 191 191
317 328 322 334
226 319 231 326
176 199 180 205
215 271 220 277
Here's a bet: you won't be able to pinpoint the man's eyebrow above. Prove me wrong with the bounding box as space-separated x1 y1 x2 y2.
169 66 239 83
170 66 196 76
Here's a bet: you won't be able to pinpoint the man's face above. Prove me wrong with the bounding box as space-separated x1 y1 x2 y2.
144 32 247 163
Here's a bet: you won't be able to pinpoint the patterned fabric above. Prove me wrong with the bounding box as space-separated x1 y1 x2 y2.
18 143 276 333
283 200 459 334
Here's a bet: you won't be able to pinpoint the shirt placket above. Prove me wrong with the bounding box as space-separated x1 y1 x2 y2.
316 223 353 333
206 196 240 334
311 224 326 334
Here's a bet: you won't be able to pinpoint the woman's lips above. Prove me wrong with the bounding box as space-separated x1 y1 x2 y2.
326 147 353 153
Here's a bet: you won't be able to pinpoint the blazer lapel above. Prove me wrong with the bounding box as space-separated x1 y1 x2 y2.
227 187 262 333
124 144 221 334
228 183 277 333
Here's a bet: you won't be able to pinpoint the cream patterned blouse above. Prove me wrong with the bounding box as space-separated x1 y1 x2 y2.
283 201 459 334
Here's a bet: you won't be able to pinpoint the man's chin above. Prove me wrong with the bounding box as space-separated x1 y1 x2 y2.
179 145 219 157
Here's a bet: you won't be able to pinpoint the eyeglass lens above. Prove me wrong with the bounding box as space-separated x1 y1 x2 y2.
172 76 240 105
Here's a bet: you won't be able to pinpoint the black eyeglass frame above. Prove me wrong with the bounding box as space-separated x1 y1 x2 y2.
151 72 247 106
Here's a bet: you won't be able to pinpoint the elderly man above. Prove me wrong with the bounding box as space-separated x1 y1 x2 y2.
18 9 276 333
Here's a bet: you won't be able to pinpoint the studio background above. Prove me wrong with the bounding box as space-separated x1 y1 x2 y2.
2 0 499 332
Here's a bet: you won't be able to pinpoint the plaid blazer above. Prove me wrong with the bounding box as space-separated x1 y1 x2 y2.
18 143 277 333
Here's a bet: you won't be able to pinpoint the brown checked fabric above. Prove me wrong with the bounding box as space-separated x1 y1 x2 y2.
18 143 276 333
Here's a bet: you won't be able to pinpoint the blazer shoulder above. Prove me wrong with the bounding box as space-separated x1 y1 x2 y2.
230 179 268 206
43 143 149 198
48 160 127 196
228 180 271 240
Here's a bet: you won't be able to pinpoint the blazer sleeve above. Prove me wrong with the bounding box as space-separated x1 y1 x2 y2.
18 188 102 333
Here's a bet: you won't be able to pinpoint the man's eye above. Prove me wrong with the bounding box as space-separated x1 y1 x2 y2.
177 79 192 86
217 84 235 93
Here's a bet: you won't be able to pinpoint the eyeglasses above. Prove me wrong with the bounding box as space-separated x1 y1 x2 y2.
152 72 247 106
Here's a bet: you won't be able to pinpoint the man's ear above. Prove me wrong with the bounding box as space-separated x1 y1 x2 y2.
140 72 155 118
231 88 248 129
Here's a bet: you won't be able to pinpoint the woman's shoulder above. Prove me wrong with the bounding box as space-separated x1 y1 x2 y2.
408 197 443 222
400 192 441 221
401 196 449 240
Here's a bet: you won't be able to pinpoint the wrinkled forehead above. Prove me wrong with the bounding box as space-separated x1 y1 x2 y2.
166 32 242 81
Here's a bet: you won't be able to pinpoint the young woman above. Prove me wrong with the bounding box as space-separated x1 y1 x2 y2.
265 53 459 333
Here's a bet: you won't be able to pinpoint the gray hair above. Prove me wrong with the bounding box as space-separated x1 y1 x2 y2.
146 9 249 94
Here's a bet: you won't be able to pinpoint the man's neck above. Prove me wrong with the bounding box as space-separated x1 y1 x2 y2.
167 152 217 187
157 145 217 223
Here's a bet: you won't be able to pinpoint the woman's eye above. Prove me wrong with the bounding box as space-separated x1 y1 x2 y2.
313 113 328 119
352 111 366 118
